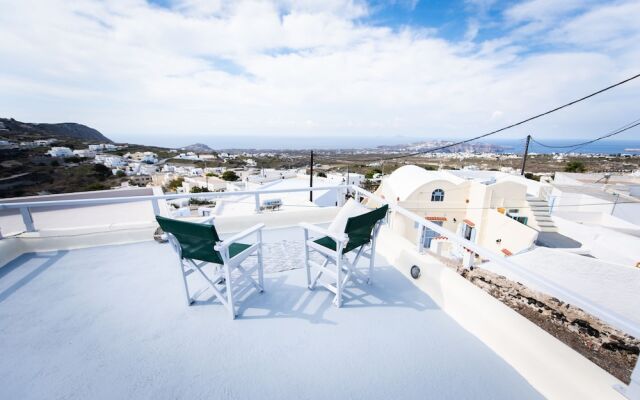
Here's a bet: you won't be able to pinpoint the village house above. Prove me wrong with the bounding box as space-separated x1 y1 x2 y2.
375 165 540 258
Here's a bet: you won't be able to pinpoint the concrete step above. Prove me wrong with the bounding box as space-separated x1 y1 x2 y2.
527 197 558 233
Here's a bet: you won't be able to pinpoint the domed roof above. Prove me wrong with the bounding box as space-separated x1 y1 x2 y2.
384 165 464 201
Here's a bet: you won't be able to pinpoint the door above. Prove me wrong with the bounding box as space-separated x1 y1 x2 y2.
422 221 444 249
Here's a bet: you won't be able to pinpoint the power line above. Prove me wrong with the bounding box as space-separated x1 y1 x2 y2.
349 72 640 163
530 117 640 150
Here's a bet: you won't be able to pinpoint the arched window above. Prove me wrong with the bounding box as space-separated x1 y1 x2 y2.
431 189 445 202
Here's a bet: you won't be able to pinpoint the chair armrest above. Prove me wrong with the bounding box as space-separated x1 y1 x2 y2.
196 215 216 224
299 222 348 244
214 223 265 252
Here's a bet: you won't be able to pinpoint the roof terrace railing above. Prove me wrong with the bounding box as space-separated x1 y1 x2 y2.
0 185 349 234
351 185 640 340
1 184 639 340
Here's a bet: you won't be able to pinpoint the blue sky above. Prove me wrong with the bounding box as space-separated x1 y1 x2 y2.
366 0 490 39
0 0 639 146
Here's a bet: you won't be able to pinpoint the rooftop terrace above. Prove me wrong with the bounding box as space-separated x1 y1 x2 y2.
0 185 636 399
1 239 541 399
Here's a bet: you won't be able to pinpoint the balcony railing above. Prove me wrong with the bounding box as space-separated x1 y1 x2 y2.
1 184 640 341
0 185 349 233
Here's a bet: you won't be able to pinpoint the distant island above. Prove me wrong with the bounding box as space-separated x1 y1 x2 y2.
180 143 215 153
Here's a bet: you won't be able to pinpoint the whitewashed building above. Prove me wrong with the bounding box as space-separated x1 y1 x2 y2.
73 149 96 158
375 166 539 257
47 147 74 158
95 154 126 168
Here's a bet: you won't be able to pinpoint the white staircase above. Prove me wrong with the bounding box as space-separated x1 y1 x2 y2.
527 196 558 233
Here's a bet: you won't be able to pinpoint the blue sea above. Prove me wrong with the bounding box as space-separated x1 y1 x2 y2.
124 134 640 154
485 139 640 155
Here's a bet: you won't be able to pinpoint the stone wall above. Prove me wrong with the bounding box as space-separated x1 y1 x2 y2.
433 253 639 383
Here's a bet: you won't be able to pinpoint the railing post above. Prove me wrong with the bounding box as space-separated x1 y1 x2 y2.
336 187 345 207
151 199 160 216
416 226 424 254
463 249 475 269
254 193 261 213
352 186 361 203
20 207 35 232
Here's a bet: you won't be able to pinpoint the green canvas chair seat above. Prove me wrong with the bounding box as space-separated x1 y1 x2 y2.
313 205 388 254
156 215 265 319
301 202 388 307
313 236 364 254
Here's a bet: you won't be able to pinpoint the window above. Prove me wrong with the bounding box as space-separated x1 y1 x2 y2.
463 224 473 240
506 209 528 226
431 189 445 202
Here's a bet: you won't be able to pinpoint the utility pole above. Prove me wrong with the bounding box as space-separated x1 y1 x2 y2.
309 150 314 202
204 158 208 189
520 134 531 176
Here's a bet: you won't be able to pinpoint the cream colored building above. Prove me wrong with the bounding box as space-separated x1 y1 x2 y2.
376 165 539 257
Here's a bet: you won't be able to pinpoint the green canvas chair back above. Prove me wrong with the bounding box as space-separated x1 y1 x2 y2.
156 215 224 264
343 204 389 252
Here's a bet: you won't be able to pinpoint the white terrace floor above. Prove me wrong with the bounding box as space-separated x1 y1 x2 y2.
0 228 542 400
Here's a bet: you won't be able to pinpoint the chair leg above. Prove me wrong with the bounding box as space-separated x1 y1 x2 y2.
335 253 343 308
368 238 378 285
309 257 328 290
223 264 236 319
179 259 193 306
303 230 311 288
257 231 265 292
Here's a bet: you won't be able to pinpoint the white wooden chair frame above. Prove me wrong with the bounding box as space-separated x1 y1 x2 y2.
300 220 384 307
165 216 265 319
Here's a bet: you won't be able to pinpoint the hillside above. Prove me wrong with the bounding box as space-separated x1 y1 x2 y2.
0 118 112 143
181 143 215 153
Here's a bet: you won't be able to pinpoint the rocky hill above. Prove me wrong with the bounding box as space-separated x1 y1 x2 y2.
0 117 112 143
181 143 215 153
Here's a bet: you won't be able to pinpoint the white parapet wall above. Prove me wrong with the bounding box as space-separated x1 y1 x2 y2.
0 207 340 268
375 226 626 400
0 188 158 235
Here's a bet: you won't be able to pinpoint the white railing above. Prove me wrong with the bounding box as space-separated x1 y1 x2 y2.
2 184 640 340
351 185 640 339
0 185 348 233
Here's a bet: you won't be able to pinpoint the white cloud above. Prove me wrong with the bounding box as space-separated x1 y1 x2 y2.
0 0 638 145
